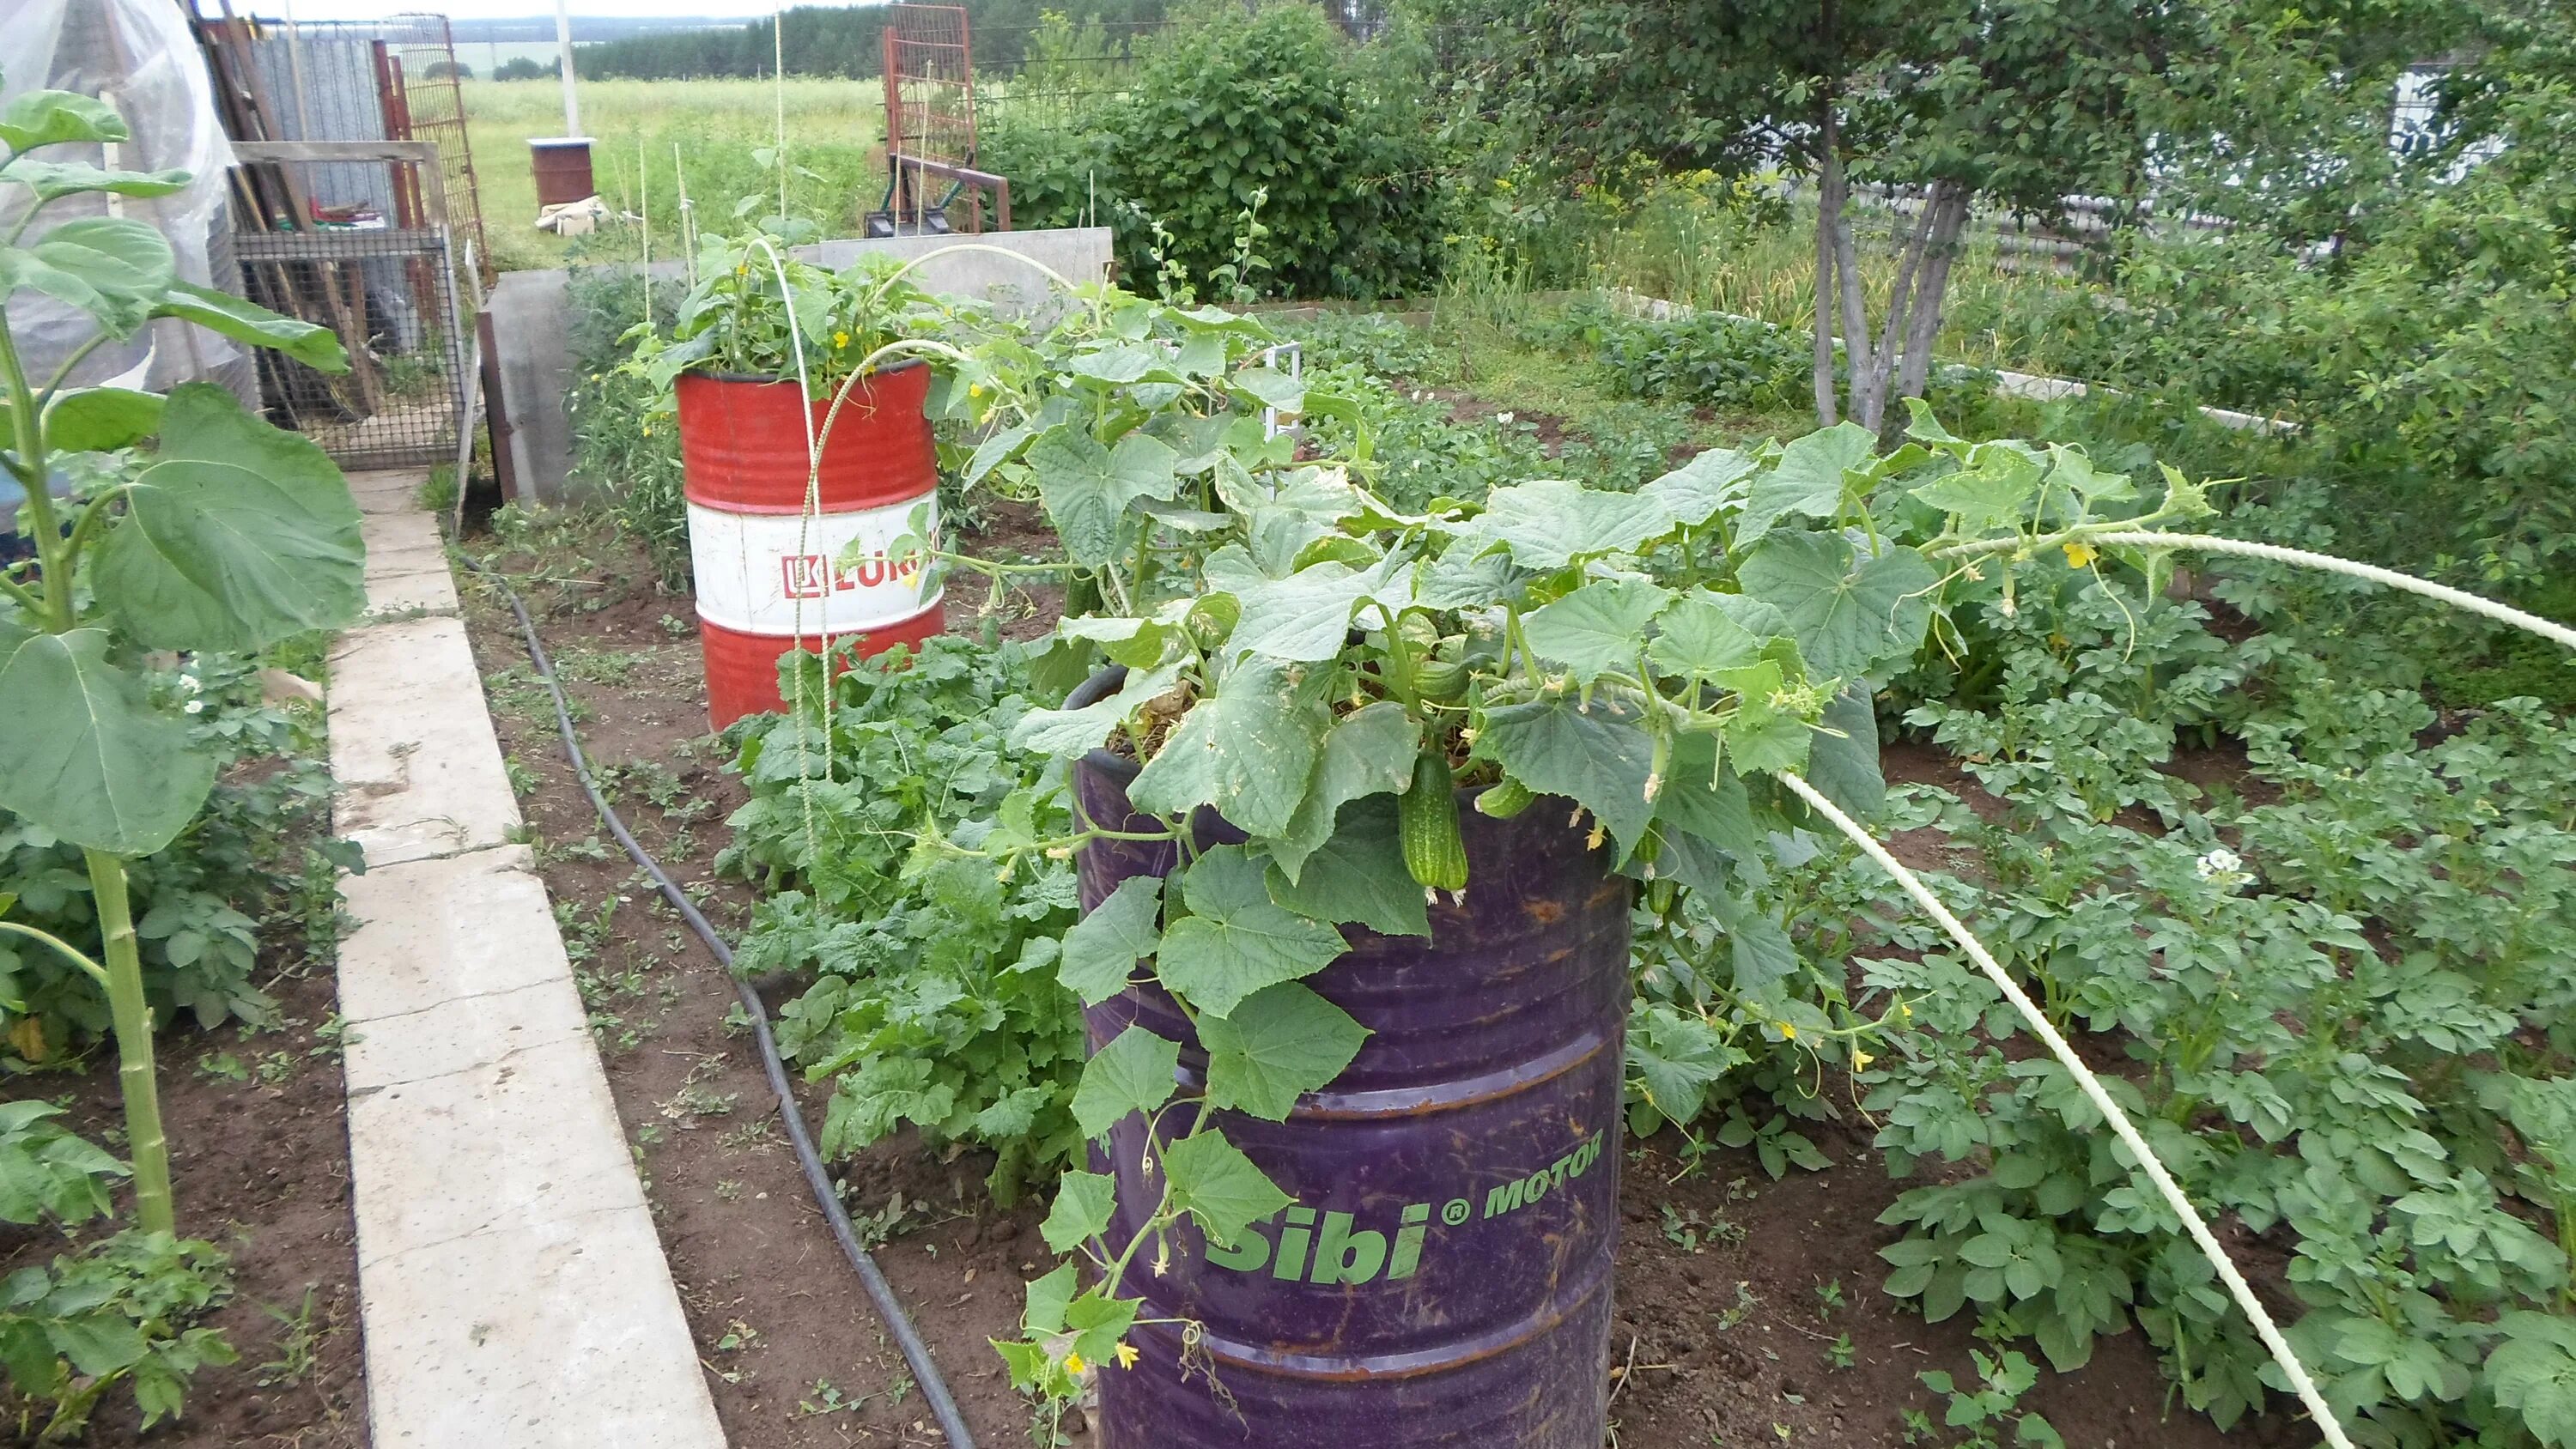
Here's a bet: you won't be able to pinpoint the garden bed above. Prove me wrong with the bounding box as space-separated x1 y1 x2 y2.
449 502 2266 1446
0 959 368 1447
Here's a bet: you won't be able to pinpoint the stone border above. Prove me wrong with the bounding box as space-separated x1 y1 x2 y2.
329 471 726 1448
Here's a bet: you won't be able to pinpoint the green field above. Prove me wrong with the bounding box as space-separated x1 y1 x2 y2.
460 78 890 271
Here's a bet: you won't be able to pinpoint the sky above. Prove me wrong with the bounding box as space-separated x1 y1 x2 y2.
270 0 862 21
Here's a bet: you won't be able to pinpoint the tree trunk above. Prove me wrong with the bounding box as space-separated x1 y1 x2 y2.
1829 160 1871 428
1811 125 1843 426
1861 183 1946 433
1893 187 1972 409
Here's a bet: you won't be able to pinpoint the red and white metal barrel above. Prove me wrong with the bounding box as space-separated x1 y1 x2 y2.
676 361 945 730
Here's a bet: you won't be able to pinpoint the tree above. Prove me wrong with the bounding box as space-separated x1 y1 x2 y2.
493 56 554 82
1427 0 2478 433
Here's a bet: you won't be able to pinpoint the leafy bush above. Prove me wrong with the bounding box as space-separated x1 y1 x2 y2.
1048 3 1443 300
720 636 1084 1203
1580 308 1809 415
0 1107 230 1435
2000 82 2576 588
566 268 690 591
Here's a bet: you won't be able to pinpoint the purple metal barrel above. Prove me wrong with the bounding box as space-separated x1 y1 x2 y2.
1065 670 1628 1447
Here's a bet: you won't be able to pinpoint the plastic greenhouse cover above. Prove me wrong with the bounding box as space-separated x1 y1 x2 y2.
2 0 241 393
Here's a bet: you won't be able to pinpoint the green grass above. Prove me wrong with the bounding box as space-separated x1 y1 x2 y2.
459 78 890 271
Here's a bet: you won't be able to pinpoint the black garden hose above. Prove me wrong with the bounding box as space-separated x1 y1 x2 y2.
466 556 979 1449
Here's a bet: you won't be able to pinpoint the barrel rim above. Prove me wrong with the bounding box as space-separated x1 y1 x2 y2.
675 356 930 389
1066 664 1500 810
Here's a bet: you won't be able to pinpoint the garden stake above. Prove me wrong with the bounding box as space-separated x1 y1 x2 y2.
1780 770 2355 1449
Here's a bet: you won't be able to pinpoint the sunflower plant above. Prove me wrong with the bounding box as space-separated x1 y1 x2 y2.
0 75 361 1234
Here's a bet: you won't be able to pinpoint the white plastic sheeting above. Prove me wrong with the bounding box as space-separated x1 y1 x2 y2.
1 0 241 393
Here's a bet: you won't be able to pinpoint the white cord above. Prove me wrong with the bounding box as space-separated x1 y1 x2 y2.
2087 531 2576 653
1777 770 2356 1449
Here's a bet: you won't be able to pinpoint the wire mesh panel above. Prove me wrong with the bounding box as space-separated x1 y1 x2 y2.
386 13 490 279
235 222 465 471
884 5 977 168
973 21 1163 136
239 12 489 279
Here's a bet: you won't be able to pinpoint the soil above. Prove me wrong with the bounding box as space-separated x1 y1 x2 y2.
0 924 368 1446
450 509 2275 1447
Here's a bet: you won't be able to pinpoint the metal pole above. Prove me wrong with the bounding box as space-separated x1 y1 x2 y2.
280 0 313 138
554 0 580 136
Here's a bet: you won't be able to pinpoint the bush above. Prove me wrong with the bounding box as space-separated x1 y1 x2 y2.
719 636 1083 1203
1586 309 1809 415
1040 3 1443 300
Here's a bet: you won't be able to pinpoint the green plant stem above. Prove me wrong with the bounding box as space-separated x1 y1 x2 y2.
81 847 173 1237
0 315 71 630
0 921 112 991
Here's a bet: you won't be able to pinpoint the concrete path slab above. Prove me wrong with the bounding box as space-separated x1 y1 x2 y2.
330 615 522 868
330 474 726 1446
347 469 428 516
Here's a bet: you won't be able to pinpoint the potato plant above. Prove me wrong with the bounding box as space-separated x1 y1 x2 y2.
0 76 361 1234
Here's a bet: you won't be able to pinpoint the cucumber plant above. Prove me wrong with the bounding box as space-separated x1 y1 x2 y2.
0 76 361 1234
891 287 2221 1400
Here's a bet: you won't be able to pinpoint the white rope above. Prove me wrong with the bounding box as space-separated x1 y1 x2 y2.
2087 532 2576 653
1777 770 2355 1449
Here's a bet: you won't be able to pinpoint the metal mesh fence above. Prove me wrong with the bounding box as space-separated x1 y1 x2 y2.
235 220 465 471
243 13 489 278
971 21 1164 136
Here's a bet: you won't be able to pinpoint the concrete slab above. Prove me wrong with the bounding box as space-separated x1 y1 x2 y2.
363 565 459 618
334 846 552 1022
329 522 724 1445
362 510 445 555
330 615 522 867
356 1205 725 1449
347 470 428 515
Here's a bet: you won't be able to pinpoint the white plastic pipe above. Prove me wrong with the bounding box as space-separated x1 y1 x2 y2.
1780 770 2356 1449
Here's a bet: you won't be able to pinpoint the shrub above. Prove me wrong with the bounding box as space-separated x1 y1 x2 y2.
1106 3 1442 299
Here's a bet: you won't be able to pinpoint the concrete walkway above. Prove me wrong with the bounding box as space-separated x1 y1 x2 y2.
330 470 726 1448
